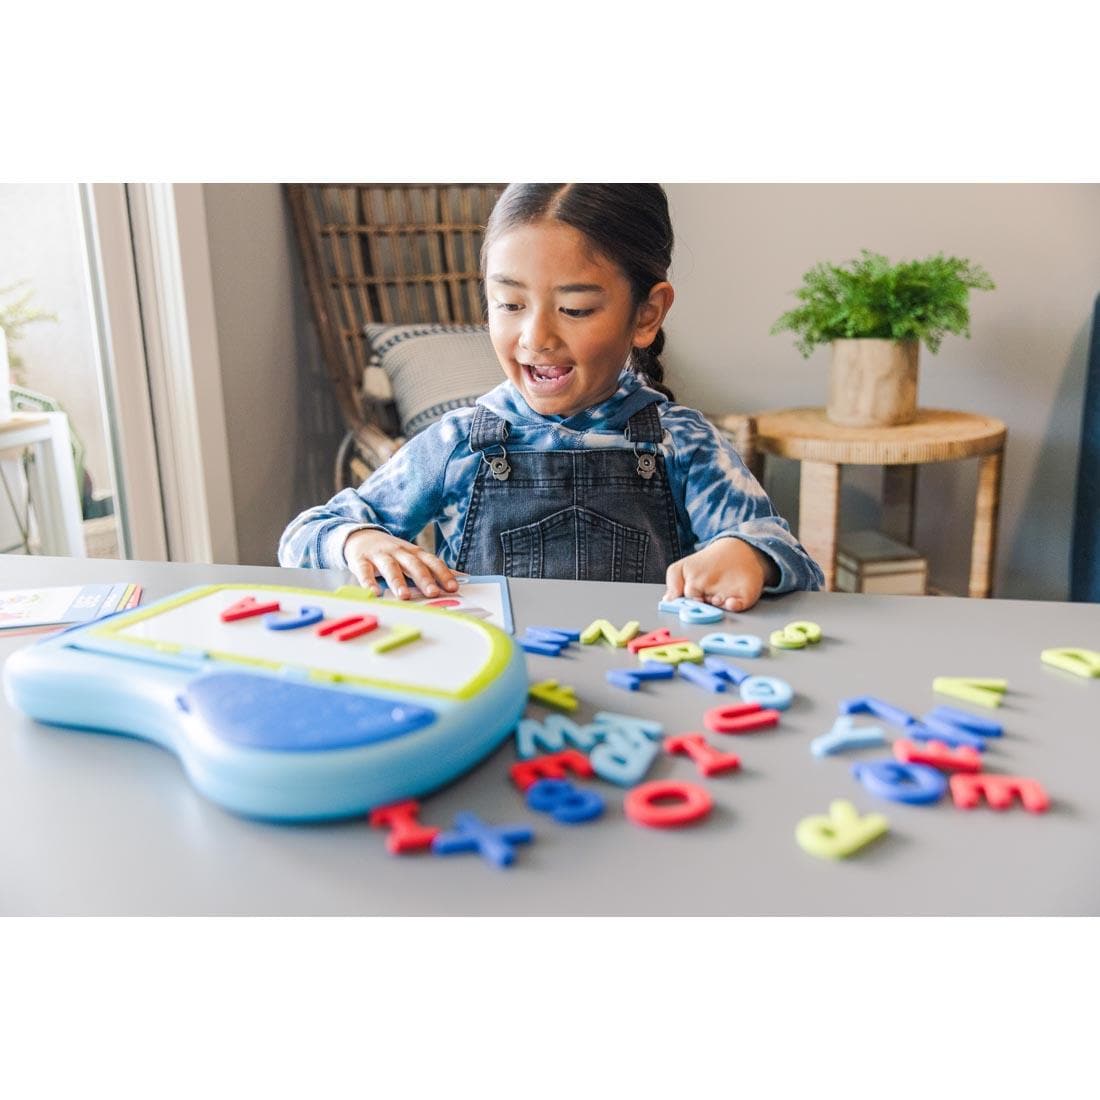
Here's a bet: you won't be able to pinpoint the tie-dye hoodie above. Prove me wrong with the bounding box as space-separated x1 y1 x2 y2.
278 369 824 594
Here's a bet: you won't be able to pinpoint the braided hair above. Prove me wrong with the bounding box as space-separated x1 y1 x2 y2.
481 183 676 401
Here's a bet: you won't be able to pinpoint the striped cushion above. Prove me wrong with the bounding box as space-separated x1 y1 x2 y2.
365 323 503 437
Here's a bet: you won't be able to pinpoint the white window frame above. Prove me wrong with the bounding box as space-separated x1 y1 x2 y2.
82 183 238 564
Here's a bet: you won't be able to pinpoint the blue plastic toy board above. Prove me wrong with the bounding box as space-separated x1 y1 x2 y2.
2 583 528 822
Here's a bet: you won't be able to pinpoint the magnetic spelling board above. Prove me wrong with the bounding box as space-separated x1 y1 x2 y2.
77 584 513 701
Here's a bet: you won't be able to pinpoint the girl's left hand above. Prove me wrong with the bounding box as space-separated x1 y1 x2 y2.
663 538 779 613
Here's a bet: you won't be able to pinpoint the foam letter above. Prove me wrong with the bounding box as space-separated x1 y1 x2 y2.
369 799 440 854
795 800 889 860
624 780 713 828
949 773 1049 813
221 595 281 622
510 750 594 792
664 733 741 776
514 715 599 759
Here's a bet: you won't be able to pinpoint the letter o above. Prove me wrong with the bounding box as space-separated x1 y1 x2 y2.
623 780 713 828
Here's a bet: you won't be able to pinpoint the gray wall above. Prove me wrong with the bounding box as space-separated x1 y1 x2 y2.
203 184 343 566
664 184 1099 600
203 183 1100 598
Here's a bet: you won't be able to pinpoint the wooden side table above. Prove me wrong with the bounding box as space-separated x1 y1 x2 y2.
753 407 1006 597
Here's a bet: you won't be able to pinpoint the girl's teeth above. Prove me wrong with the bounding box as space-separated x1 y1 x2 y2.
532 365 570 380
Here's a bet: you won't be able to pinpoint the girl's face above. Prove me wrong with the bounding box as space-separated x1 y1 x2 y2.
485 220 673 418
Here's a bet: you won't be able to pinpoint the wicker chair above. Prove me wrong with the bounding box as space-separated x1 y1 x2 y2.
285 183 759 490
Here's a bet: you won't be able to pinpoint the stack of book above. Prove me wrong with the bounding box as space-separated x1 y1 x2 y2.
835 530 928 596
0 582 142 637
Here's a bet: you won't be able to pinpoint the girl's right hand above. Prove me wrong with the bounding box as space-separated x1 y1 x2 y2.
343 528 461 599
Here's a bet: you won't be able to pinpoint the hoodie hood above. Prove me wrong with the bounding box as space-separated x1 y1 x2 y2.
476 367 666 435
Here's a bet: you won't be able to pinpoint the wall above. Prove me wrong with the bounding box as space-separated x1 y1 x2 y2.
202 183 1100 598
202 184 343 566
664 184 1100 600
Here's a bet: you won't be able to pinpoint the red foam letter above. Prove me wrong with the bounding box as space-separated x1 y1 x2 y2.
894 738 982 773
624 780 713 828
510 749 595 792
664 733 741 776
949 773 1050 813
627 628 689 654
317 614 379 641
221 596 282 623
368 799 441 854
704 701 781 734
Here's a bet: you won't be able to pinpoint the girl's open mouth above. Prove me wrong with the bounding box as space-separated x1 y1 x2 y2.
523 362 575 394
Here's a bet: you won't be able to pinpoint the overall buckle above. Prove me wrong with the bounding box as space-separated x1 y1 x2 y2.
485 449 511 481
634 445 656 480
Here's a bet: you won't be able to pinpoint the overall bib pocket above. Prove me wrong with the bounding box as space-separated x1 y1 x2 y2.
500 506 650 582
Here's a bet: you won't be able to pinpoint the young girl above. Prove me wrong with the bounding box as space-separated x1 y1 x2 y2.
279 184 823 610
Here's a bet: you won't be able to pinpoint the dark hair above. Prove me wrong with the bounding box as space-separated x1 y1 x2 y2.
481 183 676 401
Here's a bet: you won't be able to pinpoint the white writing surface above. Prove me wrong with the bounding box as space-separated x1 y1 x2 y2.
107 588 500 696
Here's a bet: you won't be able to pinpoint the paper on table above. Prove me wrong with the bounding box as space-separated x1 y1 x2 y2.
378 575 514 633
0 583 141 632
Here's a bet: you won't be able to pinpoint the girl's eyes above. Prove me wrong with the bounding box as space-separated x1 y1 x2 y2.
493 302 595 318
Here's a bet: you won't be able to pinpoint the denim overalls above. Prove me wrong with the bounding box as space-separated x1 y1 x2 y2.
454 402 684 583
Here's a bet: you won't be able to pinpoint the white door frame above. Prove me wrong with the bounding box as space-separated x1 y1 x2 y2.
80 182 168 561
82 183 238 564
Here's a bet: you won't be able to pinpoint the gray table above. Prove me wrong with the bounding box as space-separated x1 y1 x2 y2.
1 555 1097 915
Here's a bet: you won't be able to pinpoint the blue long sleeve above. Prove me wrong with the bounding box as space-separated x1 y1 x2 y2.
278 413 465 570
665 406 824 593
279 370 823 592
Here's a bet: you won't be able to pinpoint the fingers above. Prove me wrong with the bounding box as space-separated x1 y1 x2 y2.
349 556 381 596
671 562 759 613
346 530 462 600
413 549 461 593
393 549 456 599
370 552 413 598
663 560 685 602
719 580 759 613
673 558 714 604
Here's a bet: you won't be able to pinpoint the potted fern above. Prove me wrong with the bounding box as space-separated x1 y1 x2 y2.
771 250 995 427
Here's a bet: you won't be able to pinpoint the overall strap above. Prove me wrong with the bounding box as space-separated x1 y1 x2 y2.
624 403 663 480
624 402 663 445
469 405 512 480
